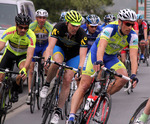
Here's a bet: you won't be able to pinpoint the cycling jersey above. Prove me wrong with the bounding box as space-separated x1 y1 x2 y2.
29 20 53 62
0 26 36 56
29 20 53 45
82 21 138 76
133 21 139 31
81 24 102 51
51 22 88 60
138 20 147 41
100 23 107 30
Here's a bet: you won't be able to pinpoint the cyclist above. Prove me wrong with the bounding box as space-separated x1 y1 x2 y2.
40 10 88 124
135 98 150 124
81 14 102 51
0 13 36 103
26 9 53 104
120 21 139 65
68 8 139 124
137 14 148 60
100 14 116 29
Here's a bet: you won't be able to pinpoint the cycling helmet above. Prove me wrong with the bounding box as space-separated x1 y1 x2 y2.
15 13 31 25
59 12 67 22
86 14 101 26
117 8 137 21
137 14 143 20
65 10 82 26
36 9 48 17
104 14 116 23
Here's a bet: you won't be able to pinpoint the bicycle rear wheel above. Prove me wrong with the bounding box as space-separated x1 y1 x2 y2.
129 99 150 124
30 71 36 114
86 94 112 124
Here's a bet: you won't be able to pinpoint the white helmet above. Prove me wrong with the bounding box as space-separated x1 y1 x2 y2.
36 9 48 17
117 8 137 21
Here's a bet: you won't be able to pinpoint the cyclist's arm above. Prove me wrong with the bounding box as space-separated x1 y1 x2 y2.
144 28 148 41
97 39 108 61
129 48 138 74
0 41 6 51
78 47 87 69
44 36 57 61
23 47 35 70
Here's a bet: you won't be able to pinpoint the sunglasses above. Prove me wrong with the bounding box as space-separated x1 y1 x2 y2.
18 25 29 30
123 21 134 27
88 25 98 28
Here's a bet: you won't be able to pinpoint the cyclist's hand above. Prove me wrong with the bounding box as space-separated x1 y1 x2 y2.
44 56 51 69
75 67 81 81
130 74 139 88
19 67 27 80
93 60 104 72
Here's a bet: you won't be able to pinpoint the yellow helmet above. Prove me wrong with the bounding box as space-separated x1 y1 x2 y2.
65 10 82 26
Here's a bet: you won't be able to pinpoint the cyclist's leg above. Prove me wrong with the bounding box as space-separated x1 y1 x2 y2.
136 98 150 123
40 45 64 98
104 55 128 95
68 51 94 122
139 40 146 59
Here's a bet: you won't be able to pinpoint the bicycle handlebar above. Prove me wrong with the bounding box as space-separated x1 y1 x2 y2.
0 68 19 75
91 66 131 81
49 59 78 72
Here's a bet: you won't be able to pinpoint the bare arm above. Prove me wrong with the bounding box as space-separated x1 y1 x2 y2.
0 41 6 52
94 39 108 72
78 47 87 68
130 48 138 74
44 36 57 61
24 47 35 70
144 28 148 40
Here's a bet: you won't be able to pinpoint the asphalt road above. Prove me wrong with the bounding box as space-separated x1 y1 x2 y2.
5 60 150 124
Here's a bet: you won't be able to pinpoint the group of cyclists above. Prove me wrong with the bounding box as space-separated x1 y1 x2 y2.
0 7 150 124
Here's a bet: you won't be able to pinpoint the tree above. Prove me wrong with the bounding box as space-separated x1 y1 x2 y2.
31 0 114 22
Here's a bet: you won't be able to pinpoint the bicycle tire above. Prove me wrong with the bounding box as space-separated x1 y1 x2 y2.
41 84 58 124
86 93 112 124
0 87 7 124
129 99 149 124
30 71 36 114
37 73 44 110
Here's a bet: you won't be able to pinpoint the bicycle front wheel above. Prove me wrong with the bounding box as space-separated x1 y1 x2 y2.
0 86 7 124
129 99 149 124
86 94 112 124
30 71 36 114
37 73 44 110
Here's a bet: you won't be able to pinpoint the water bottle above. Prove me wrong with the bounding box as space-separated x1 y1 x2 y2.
84 95 98 111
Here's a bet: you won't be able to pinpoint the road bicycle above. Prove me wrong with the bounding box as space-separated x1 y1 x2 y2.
76 67 131 124
41 60 79 124
129 98 150 124
30 56 45 113
0 68 19 124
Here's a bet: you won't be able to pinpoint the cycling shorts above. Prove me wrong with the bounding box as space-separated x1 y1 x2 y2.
82 51 126 76
53 45 79 69
0 49 26 70
32 43 48 62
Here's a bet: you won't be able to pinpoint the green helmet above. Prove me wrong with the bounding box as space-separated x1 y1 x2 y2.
65 10 82 26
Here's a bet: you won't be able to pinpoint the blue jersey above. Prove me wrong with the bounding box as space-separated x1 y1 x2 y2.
81 24 102 51
100 23 107 30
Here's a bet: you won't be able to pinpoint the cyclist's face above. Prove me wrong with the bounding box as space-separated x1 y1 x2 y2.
137 19 142 25
17 24 29 36
119 20 134 35
67 23 80 35
36 16 47 27
87 24 98 34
